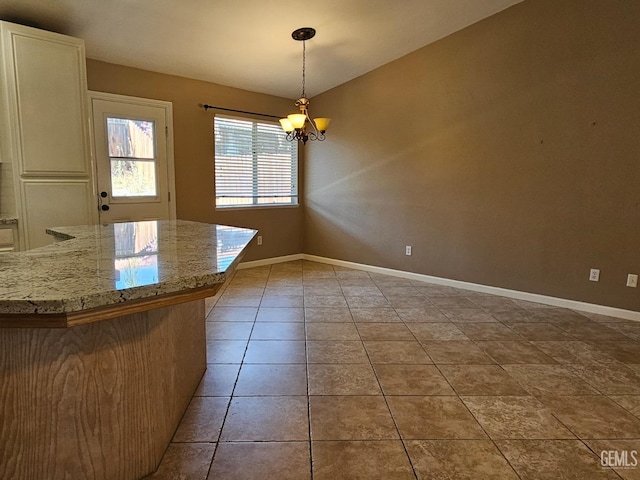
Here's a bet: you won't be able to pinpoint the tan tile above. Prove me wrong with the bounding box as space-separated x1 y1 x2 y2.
357 323 415 341
364 340 433 364
306 322 360 340
206 340 247 363
395 308 450 322
532 341 618 363
441 308 497 323
475 341 557 364
608 323 640 341
378 285 423 296
308 364 381 395
224 285 265 296
312 441 414 480
234 266 270 278
304 307 353 322
307 340 369 363
220 396 309 441
216 295 262 307
496 439 620 479
146 443 215 480
303 277 340 287
387 396 487 439
334 268 370 278
173 397 229 442
304 295 348 308
406 323 468 340
303 285 343 296
207 442 310 480
244 340 306 364
556 322 631 341
350 307 402 322
340 285 384 296
421 341 496 364
345 296 391 308
207 306 257 322
250 322 305 340
583 439 640 480
490 309 536 322
502 364 598 396
260 295 304 308
386 296 434 309
539 395 640 438
206 321 253 340
263 285 304 296
588 340 640 364
405 440 519 479
194 364 240 396
256 307 304 322
429 296 477 308
414 285 460 296
438 365 529 395
267 278 303 287
608 395 640 418
468 295 517 309
309 396 398 440
506 322 576 340
375 364 454 395
462 396 574 439
337 277 377 287
567 363 640 394
457 323 523 340
234 364 307 396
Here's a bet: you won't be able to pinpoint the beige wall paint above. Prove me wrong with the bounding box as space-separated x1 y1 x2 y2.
305 0 640 310
86 60 303 261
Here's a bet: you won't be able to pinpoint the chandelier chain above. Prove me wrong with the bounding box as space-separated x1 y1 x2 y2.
301 40 306 98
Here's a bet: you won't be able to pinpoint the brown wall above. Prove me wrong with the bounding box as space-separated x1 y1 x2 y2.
86 60 303 262
305 0 640 311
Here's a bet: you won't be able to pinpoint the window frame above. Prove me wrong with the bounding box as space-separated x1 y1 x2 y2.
213 114 299 210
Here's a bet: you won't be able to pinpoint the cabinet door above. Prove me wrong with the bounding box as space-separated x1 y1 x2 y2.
21 181 94 249
1 22 91 176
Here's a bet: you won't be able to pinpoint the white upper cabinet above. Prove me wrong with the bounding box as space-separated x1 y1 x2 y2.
0 21 96 250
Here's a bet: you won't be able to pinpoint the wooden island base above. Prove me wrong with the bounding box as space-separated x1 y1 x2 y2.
0 299 206 480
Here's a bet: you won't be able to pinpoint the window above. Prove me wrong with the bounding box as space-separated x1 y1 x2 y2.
107 117 158 197
214 115 298 208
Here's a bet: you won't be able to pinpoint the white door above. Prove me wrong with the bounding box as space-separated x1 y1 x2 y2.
90 92 176 223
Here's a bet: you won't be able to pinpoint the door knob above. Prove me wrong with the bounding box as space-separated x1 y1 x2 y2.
101 205 110 211
100 191 108 198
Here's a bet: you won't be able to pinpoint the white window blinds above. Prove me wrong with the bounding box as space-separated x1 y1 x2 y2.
214 115 298 208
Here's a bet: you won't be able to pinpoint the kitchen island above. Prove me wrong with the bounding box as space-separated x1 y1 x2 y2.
0 220 256 479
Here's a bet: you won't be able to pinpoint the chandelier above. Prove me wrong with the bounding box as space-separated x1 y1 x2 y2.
279 28 330 144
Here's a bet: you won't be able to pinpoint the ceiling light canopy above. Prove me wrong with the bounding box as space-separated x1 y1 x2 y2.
280 27 330 145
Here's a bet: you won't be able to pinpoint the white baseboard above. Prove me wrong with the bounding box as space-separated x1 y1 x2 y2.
239 253 640 321
238 254 304 270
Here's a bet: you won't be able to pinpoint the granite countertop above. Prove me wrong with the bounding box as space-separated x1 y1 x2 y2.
0 220 257 315
0 217 17 225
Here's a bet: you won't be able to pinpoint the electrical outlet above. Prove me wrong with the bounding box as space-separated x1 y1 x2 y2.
589 268 600 282
405 245 412 256
257 235 263 246
627 274 638 288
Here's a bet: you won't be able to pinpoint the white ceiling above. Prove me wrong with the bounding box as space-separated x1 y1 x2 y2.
0 0 522 99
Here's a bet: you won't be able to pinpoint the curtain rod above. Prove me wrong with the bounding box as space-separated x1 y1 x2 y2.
202 104 281 120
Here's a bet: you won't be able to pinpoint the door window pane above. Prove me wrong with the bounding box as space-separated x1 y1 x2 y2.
110 159 157 197
107 116 158 197
107 118 155 158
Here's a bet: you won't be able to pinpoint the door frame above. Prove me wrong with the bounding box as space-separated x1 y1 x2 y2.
88 91 177 221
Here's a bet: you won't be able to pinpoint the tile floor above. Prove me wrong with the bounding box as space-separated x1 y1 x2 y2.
145 260 640 479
